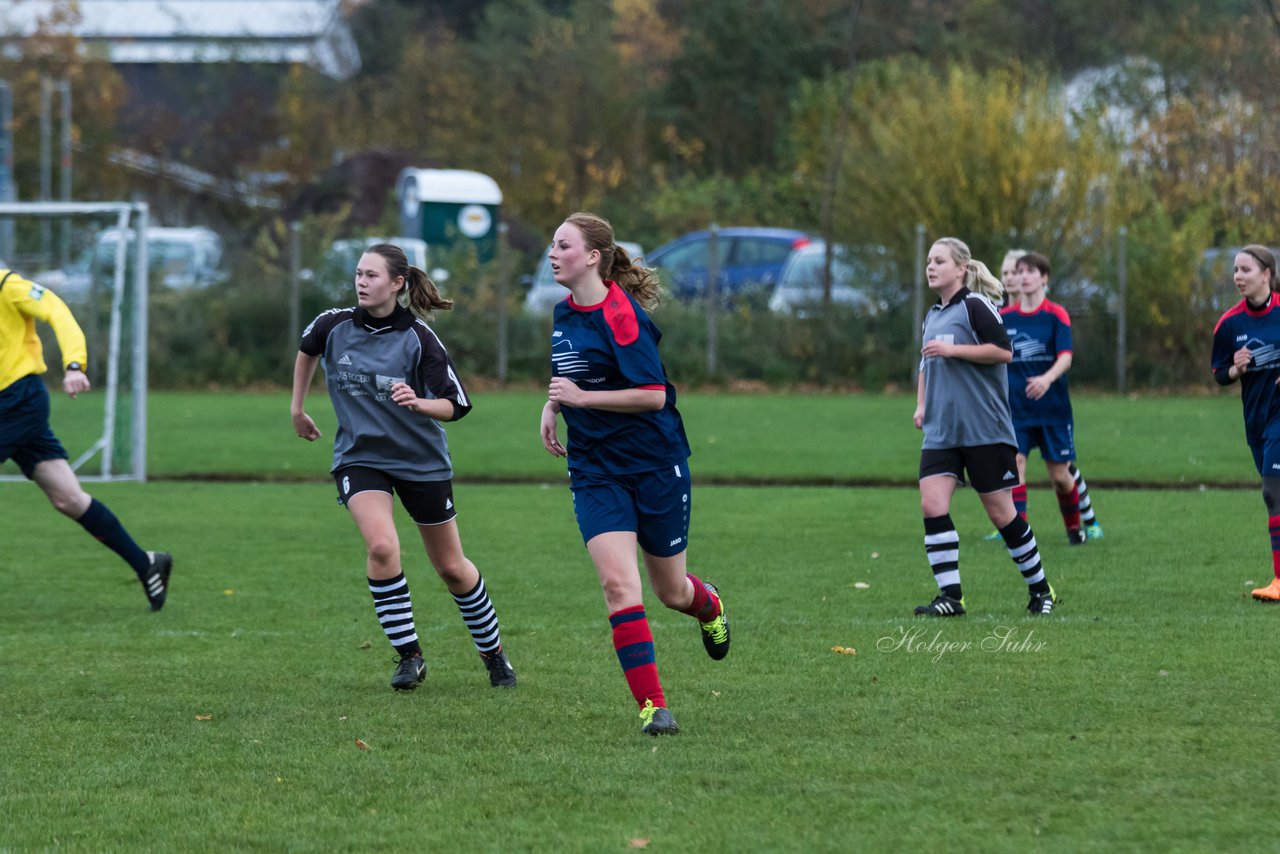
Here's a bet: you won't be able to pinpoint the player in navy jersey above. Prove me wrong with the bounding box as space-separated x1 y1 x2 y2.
538 212 730 736
1001 252 1099 545
292 243 517 691
913 238 1057 617
1211 244 1280 601
985 250 1103 542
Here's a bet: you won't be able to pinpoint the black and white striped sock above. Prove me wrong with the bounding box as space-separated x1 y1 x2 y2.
453 575 502 655
1070 463 1098 526
368 573 420 655
999 516 1050 594
923 514 962 600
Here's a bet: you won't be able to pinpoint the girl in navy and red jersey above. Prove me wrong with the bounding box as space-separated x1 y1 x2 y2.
1211 244 1280 602
538 212 730 736
1002 252 1096 545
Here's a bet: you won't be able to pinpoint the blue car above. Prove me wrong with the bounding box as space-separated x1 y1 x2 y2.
646 227 812 302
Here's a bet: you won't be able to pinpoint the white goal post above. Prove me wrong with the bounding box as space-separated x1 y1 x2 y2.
0 200 150 481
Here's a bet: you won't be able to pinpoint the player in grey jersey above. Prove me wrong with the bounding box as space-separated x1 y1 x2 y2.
912 237 1058 618
291 243 516 692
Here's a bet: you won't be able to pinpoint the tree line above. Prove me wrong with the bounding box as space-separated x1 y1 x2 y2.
4 0 1280 387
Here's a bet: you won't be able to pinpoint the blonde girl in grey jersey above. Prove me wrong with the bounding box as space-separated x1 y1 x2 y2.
912 237 1059 618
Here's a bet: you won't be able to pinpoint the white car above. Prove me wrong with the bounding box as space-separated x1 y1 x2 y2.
523 241 644 314
34 226 225 300
768 242 900 317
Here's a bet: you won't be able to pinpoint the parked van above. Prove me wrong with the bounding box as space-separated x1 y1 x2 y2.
34 226 225 299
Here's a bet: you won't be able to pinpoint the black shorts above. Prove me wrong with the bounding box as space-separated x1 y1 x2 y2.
919 444 1019 494
334 465 457 526
0 375 69 478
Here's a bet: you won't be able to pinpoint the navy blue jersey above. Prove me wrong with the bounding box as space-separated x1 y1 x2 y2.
1212 294 1280 445
551 282 691 474
1001 300 1074 427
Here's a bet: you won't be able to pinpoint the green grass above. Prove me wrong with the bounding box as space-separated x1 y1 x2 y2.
2 479 1277 851
2 388 1257 486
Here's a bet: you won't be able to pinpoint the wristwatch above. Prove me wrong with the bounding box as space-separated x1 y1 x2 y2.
66 362 83 372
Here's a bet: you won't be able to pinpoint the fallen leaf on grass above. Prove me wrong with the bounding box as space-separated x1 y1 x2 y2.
854 582 870 589
871 552 880 559
355 739 371 750
339 715 348 721
831 646 857 656
194 715 212 721
711 690 721 698
628 839 650 849
358 640 372 650
223 589 234 596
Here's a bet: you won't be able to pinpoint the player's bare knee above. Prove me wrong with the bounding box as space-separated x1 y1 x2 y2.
365 537 399 569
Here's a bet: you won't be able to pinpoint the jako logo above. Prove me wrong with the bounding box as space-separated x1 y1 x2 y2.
669 537 683 547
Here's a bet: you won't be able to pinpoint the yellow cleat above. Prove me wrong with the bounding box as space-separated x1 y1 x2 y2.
1251 578 1280 602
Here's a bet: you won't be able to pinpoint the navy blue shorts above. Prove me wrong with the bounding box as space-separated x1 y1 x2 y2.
334 465 457 526
0 375 68 479
1250 437 1280 478
1015 423 1076 463
569 462 692 557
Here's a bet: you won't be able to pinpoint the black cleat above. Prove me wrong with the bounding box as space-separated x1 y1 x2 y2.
914 594 966 617
1067 528 1087 546
143 551 173 611
699 582 731 660
390 652 426 691
480 649 517 688
1027 584 1058 615
639 700 679 736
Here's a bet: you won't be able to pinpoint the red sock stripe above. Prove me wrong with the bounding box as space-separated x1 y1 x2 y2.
610 607 665 709
1057 485 1082 530
1012 484 1028 518
1269 516 1280 580
681 573 722 622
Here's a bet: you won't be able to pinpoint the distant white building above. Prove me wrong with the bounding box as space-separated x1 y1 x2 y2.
0 0 360 79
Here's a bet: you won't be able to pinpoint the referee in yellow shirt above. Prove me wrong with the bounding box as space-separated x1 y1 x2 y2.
0 267 172 609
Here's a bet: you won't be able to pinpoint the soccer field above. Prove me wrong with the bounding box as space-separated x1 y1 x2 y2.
2 470 1275 850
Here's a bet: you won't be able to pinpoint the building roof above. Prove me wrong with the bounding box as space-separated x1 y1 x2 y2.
0 0 360 79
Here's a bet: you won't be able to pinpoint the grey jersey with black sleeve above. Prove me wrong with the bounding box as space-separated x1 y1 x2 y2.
919 287 1016 450
299 304 472 480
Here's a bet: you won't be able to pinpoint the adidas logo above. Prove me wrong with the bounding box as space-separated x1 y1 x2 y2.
338 353 353 365
445 498 453 509
1003 470 1016 479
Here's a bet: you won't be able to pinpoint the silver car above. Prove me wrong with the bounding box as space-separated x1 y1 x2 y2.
523 241 644 314
768 242 901 318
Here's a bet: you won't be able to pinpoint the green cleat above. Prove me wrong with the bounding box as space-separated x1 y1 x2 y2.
1027 584 1058 616
639 699 679 736
1085 522 1104 540
699 582 731 660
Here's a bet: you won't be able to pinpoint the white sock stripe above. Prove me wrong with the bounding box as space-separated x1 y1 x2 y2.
933 570 961 587
927 548 959 564
470 627 501 647
1006 539 1037 559
374 603 413 617
368 578 410 595
456 600 496 617
1022 569 1045 585
452 580 488 606
924 531 959 546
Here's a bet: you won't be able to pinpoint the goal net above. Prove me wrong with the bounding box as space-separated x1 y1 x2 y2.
0 201 150 481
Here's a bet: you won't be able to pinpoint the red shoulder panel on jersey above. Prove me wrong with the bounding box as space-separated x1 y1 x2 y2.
1214 299 1252 335
602 282 639 346
1043 299 1073 326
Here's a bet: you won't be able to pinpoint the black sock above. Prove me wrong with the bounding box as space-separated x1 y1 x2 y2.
998 516 1051 595
368 573 420 657
76 498 150 576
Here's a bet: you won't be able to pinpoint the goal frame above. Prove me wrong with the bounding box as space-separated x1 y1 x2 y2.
0 201 150 481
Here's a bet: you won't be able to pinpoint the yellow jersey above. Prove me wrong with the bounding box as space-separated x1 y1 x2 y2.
0 268 89 393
